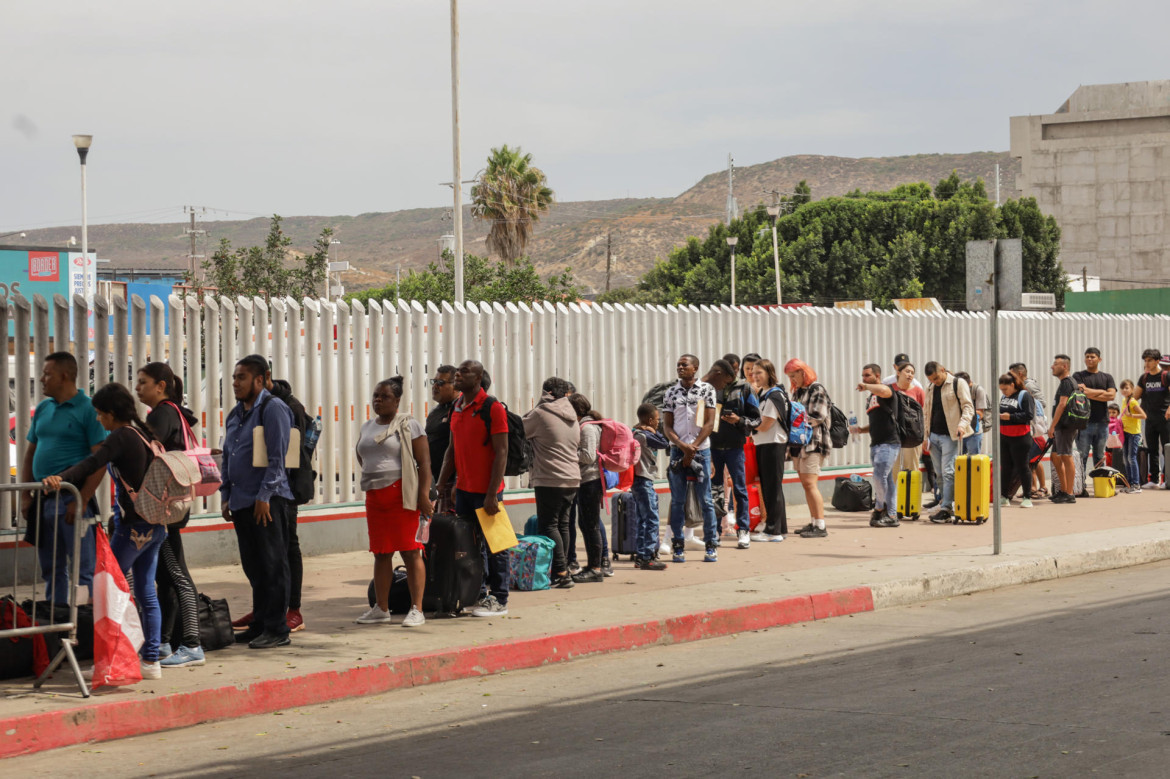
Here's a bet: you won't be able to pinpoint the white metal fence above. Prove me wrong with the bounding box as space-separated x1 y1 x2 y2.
5 292 1168 527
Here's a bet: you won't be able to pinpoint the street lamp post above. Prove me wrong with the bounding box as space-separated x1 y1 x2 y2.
328 239 341 299
72 135 92 312
726 235 739 306
766 205 782 306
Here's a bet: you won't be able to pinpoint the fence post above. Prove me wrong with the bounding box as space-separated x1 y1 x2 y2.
149 295 165 363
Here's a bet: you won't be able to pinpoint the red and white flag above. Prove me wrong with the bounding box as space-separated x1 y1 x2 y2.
92 524 143 688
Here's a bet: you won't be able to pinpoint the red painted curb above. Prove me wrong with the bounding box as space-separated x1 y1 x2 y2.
0 585 873 759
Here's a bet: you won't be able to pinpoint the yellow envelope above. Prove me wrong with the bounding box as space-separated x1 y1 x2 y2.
476 503 519 554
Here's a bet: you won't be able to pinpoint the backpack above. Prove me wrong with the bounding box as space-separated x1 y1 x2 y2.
282 398 317 505
1065 385 1091 430
582 418 641 473
478 396 533 477
829 404 850 449
889 391 925 448
641 381 673 413
117 427 199 526
762 386 813 446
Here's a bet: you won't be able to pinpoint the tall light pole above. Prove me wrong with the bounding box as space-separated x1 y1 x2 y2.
72 134 93 312
328 239 342 299
450 0 465 304
766 204 782 306
726 235 738 306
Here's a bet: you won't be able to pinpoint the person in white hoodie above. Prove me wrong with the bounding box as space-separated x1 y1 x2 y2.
522 378 581 589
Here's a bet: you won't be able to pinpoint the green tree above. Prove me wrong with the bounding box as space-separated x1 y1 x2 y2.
345 253 578 306
604 174 1065 309
200 215 333 300
470 145 555 266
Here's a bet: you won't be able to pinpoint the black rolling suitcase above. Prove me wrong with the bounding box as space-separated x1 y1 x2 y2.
423 512 484 614
610 492 638 560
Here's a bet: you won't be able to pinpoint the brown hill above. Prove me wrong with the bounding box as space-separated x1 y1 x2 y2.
10 152 1020 295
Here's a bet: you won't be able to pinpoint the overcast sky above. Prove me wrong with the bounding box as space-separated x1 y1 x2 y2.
3 0 1167 234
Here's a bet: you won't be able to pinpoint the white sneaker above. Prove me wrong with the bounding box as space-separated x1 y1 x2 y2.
658 541 672 557
736 529 750 549
471 596 508 618
998 496 1010 507
685 536 706 550
750 532 784 542
1143 481 1159 489
356 606 394 624
140 661 162 680
401 607 425 628
1020 498 1034 509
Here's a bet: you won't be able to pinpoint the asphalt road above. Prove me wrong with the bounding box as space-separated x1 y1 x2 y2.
9 561 1170 778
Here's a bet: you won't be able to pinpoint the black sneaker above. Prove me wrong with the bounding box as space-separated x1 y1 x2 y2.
552 574 575 589
602 557 614 577
924 498 941 510
795 522 818 536
571 568 604 583
929 508 954 524
869 509 883 527
568 561 581 574
248 631 291 650
634 556 667 571
874 515 900 528
799 525 828 538
234 627 263 644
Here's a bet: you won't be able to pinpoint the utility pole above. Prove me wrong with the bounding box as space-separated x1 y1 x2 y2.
764 188 786 306
450 0 465 304
995 163 1001 206
605 231 612 293
184 206 205 284
726 153 737 225
1083 266 1088 292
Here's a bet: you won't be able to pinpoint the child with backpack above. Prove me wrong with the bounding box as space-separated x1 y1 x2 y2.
1119 379 1146 492
631 403 669 570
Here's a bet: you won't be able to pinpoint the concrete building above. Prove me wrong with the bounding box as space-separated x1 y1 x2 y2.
1010 80 1170 289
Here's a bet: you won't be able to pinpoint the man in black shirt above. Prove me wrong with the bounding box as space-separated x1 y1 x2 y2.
426 365 458 484
854 364 901 528
1132 348 1170 486
1072 347 1116 490
706 359 761 548
1049 354 1080 503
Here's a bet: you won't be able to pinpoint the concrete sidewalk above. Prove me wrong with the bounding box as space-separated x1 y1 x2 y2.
2 489 1169 758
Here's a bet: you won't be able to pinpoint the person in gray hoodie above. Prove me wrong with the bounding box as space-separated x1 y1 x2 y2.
522 377 581 589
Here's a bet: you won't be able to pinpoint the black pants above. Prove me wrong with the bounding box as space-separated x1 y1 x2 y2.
1001 434 1033 500
534 485 577 576
1144 417 1169 483
755 443 788 535
232 496 292 636
285 505 303 610
576 479 604 570
157 516 201 649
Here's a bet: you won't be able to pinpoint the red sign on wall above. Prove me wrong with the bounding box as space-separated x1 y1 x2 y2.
28 251 60 282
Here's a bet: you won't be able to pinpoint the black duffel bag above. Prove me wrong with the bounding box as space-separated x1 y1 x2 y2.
831 476 874 512
366 567 413 614
197 593 234 651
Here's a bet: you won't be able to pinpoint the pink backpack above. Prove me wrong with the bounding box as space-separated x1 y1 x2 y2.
582 419 641 473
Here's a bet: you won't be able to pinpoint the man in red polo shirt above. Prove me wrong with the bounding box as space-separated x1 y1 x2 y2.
436 360 511 617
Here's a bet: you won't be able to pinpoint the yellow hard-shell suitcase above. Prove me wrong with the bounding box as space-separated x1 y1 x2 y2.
954 454 990 524
896 469 921 520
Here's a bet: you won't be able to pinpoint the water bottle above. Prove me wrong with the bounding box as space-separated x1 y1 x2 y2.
848 413 858 438
415 514 431 544
304 415 322 454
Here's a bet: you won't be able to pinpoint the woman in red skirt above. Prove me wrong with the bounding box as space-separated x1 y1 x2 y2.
355 377 432 627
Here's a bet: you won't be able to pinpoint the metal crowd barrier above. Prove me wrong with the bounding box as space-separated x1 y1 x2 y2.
1 482 93 697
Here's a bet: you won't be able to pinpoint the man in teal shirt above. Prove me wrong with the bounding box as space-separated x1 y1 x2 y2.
22 352 107 603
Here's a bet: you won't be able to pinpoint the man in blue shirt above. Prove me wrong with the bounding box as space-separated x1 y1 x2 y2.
22 352 107 603
220 354 296 649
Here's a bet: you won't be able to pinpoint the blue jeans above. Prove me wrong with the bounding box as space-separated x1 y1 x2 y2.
631 476 660 559
110 519 167 663
711 447 750 532
1077 421 1109 472
667 447 719 544
1123 431 1142 487
963 433 983 456
870 443 901 517
34 494 96 605
928 433 959 511
455 489 510 606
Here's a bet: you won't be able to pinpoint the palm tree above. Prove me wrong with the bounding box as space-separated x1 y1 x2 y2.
470 145 554 266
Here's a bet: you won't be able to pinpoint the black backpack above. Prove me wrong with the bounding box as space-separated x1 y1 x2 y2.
890 391 925 448
478 396 533 477
829 404 851 449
